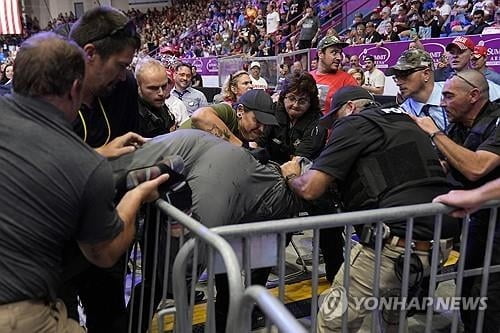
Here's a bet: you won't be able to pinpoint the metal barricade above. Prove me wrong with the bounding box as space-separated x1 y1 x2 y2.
209 201 500 333
127 199 306 333
238 285 308 333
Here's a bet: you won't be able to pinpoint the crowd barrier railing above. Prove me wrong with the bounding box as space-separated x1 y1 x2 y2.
238 285 308 333
209 201 500 333
128 196 500 333
127 199 306 333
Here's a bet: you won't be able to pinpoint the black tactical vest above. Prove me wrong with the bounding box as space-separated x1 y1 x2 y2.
340 107 448 211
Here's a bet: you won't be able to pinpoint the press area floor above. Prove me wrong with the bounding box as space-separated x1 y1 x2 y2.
75 230 462 332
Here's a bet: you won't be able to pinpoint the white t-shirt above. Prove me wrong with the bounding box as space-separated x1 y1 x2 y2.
251 76 269 90
165 94 190 126
437 3 452 17
266 11 280 34
364 68 386 88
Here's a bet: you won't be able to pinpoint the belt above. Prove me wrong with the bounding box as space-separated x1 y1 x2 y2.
388 236 453 252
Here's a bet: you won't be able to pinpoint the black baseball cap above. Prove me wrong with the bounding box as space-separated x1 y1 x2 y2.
320 86 374 127
235 89 278 126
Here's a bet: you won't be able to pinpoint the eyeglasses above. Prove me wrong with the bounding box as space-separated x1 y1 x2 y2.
84 20 138 45
392 67 426 81
285 95 310 106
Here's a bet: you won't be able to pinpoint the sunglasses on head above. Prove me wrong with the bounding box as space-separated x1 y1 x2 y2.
84 20 138 45
451 73 484 91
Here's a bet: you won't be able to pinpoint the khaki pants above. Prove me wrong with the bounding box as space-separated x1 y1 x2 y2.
0 299 84 333
317 242 446 333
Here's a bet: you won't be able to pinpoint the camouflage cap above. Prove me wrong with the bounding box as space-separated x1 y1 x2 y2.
386 49 434 75
317 35 349 51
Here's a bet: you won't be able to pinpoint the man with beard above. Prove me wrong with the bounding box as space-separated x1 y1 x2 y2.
362 55 385 95
69 6 144 158
60 6 146 332
135 57 176 137
310 35 358 115
0 31 168 333
309 35 358 283
412 70 500 332
172 62 208 115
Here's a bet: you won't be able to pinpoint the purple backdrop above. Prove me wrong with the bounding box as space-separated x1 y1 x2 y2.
182 57 219 75
343 35 500 72
181 35 500 76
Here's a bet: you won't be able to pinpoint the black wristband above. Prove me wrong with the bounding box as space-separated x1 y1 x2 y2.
429 130 443 140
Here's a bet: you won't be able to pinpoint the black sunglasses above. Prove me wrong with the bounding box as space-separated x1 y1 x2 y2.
393 67 427 80
84 20 138 45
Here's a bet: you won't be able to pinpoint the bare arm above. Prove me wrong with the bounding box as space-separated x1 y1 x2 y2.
191 107 243 146
433 178 500 217
412 115 500 181
362 85 384 95
78 174 169 268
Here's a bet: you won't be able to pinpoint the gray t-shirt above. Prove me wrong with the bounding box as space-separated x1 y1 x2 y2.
0 93 123 304
110 130 302 228
299 16 320 41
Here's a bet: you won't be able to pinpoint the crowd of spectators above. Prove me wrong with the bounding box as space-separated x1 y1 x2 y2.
126 0 338 58
1 0 338 64
340 0 500 46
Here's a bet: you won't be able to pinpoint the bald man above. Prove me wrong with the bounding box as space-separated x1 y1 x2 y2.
412 69 500 332
135 57 176 137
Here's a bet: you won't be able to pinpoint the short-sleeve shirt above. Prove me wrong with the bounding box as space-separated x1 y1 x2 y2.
310 70 358 115
179 103 238 134
311 108 457 239
266 11 280 34
250 76 269 90
299 16 320 41
0 93 122 303
447 102 500 189
72 70 140 148
364 68 386 89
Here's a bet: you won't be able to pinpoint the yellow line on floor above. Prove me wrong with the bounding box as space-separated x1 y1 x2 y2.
151 250 460 332
153 277 331 331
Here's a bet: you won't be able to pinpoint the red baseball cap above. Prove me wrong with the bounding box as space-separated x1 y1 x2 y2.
446 36 475 52
472 45 488 59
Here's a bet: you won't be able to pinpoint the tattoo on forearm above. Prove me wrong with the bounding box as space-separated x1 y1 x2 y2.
207 124 231 140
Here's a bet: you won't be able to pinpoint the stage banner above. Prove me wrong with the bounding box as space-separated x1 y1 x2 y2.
343 35 500 72
182 56 219 75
